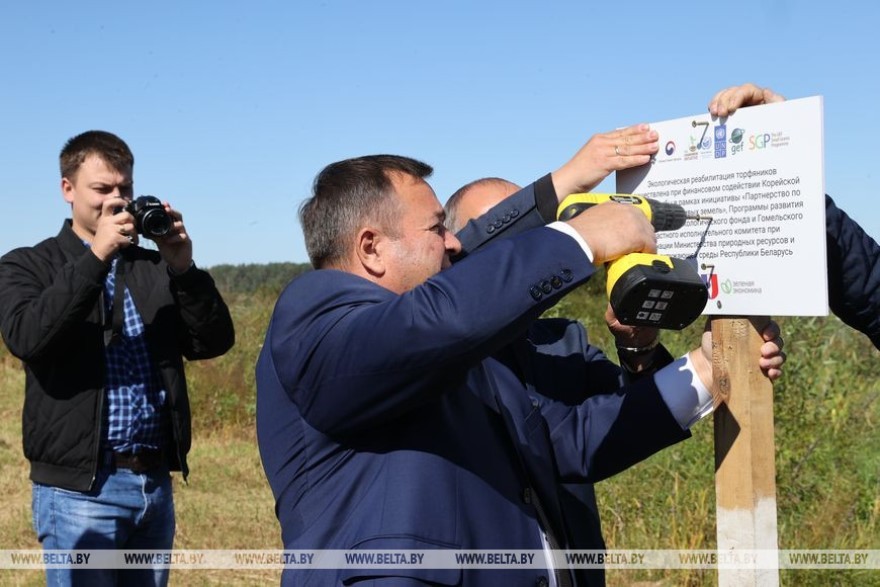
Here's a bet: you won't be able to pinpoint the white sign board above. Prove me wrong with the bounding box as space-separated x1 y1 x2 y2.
617 96 827 317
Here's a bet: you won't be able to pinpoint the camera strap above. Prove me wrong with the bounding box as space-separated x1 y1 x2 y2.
108 255 126 345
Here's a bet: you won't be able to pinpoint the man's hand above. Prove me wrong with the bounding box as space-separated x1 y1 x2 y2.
154 201 194 274
708 83 786 118
551 123 659 199
564 201 656 265
757 320 786 380
607 303 661 373
92 198 137 263
605 303 660 349
689 319 786 392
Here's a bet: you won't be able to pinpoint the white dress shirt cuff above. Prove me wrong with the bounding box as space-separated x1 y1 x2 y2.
547 221 594 264
653 353 715 429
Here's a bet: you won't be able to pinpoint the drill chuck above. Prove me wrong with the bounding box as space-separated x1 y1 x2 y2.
648 201 687 231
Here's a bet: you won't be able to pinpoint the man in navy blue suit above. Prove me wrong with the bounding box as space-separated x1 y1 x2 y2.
444 176 681 587
256 134 784 585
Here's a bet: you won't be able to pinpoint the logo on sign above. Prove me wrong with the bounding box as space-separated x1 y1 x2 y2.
702 273 720 299
730 128 745 155
714 124 727 159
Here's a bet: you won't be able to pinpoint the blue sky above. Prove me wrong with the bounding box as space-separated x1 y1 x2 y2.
2 1 878 268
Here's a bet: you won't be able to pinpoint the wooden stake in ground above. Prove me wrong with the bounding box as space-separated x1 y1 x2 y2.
712 316 779 586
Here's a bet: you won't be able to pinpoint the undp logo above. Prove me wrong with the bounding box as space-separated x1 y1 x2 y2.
665 141 675 156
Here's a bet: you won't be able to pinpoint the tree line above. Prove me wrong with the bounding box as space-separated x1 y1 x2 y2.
207 262 313 296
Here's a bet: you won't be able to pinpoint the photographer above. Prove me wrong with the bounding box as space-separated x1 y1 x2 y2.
0 130 235 586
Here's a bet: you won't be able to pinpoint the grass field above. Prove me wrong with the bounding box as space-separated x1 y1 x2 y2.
0 286 878 586
0 350 281 586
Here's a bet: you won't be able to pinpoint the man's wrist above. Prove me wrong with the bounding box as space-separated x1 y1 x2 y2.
550 165 577 206
617 338 660 373
653 353 714 429
168 260 196 276
546 222 594 264
615 337 660 354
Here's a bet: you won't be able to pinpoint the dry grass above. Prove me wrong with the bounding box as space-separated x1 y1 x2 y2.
0 352 280 585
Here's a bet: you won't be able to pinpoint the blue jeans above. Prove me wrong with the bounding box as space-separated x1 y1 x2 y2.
32 465 175 587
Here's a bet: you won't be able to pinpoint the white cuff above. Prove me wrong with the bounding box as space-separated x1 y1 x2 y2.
653 353 715 429
547 221 594 264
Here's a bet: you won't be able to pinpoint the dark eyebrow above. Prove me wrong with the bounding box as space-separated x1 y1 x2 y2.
89 180 133 188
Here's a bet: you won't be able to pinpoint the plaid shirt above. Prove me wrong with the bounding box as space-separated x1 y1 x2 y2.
101 255 169 453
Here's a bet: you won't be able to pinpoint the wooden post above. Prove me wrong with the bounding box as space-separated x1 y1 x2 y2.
712 316 779 586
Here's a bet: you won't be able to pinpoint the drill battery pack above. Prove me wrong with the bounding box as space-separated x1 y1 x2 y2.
606 253 708 330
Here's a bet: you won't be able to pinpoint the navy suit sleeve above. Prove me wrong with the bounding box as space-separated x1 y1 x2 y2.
550 375 691 483
524 319 623 400
269 227 596 436
454 174 559 260
619 344 675 385
522 320 687 481
826 194 880 349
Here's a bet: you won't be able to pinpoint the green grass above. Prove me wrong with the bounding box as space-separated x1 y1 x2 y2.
595 314 880 587
1 285 878 586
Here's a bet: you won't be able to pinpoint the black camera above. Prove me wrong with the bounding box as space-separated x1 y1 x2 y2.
125 195 171 238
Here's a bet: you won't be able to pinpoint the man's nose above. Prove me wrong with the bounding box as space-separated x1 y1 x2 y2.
445 230 462 255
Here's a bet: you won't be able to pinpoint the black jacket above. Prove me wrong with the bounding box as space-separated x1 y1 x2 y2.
826 195 880 349
0 221 235 491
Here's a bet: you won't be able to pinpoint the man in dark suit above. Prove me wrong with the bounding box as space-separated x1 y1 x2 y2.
256 144 784 586
825 195 880 348
445 176 677 586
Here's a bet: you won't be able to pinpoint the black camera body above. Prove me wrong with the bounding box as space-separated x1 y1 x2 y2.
126 195 171 238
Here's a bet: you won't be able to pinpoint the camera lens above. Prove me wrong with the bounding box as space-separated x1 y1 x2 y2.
128 195 172 239
141 209 172 237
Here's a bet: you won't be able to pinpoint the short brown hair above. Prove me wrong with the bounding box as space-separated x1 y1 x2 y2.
60 130 134 181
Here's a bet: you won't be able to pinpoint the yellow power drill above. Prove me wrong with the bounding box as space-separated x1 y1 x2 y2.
557 193 708 330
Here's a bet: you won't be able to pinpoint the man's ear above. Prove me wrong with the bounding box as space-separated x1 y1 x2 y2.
61 177 75 204
355 227 386 277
